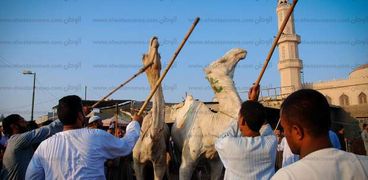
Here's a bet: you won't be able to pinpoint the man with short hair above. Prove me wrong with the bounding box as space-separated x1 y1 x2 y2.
215 99 277 180
272 89 368 180
1 114 63 180
26 95 141 179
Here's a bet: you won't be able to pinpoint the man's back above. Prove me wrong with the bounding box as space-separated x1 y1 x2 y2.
272 148 368 180
215 123 278 180
26 121 140 180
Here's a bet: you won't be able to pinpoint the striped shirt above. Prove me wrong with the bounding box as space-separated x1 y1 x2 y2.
215 122 278 180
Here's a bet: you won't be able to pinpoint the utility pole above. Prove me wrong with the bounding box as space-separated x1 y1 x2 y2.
23 70 36 121
84 86 87 100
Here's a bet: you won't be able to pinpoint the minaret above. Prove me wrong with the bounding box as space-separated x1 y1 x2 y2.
276 0 303 95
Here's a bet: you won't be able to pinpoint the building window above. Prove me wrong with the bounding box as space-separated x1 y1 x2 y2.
339 94 349 106
325 95 332 104
358 92 367 104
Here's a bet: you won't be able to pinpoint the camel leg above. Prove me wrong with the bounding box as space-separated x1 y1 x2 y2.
209 157 224 180
179 143 201 180
153 162 166 180
179 157 196 180
152 153 167 180
133 160 145 180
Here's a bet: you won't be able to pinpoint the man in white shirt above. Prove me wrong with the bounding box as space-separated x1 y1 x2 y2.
278 131 342 168
329 130 341 149
362 124 368 155
278 130 340 168
278 137 299 167
215 99 277 180
26 95 142 179
272 89 368 180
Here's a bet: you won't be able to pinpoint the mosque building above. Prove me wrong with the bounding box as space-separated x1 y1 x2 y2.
261 0 368 126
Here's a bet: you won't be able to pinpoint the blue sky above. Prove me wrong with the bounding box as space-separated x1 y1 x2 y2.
0 0 367 120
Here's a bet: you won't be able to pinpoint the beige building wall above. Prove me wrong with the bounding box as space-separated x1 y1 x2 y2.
303 66 368 106
36 115 49 124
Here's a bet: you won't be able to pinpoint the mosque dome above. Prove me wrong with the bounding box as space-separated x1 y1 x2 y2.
349 64 368 79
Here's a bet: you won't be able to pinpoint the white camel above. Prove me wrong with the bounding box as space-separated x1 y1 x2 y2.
170 48 246 180
133 37 169 180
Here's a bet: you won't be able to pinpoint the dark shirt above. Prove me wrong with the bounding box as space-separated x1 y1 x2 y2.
1 120 63 180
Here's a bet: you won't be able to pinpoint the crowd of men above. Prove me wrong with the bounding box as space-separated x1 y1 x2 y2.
0 88 367 179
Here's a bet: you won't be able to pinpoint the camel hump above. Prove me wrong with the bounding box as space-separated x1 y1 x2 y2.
172 95 200 129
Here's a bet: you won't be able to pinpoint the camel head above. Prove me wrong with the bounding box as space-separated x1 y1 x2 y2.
204 48 247 79
149 36 159 49
143 36 162 85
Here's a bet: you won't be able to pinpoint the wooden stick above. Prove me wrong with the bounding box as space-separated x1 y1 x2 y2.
114 103 118 137
255 0 299 86
91 62 154 109
274 118 281 132
137 17 200 116
271 0 299 130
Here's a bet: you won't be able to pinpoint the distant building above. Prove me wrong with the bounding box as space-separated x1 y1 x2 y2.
303 65 368 107
35 112 56 124
263 0 368 121
257 0 367 154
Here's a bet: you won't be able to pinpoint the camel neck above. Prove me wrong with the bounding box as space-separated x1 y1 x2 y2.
207 73 241 118
150 85 165 137
144 53 165 138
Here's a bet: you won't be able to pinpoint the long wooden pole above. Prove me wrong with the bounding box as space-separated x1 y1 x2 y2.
274 118 281 132
137 17 200 116
91 62 154 109
255 0 299 86
114 103 118 137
